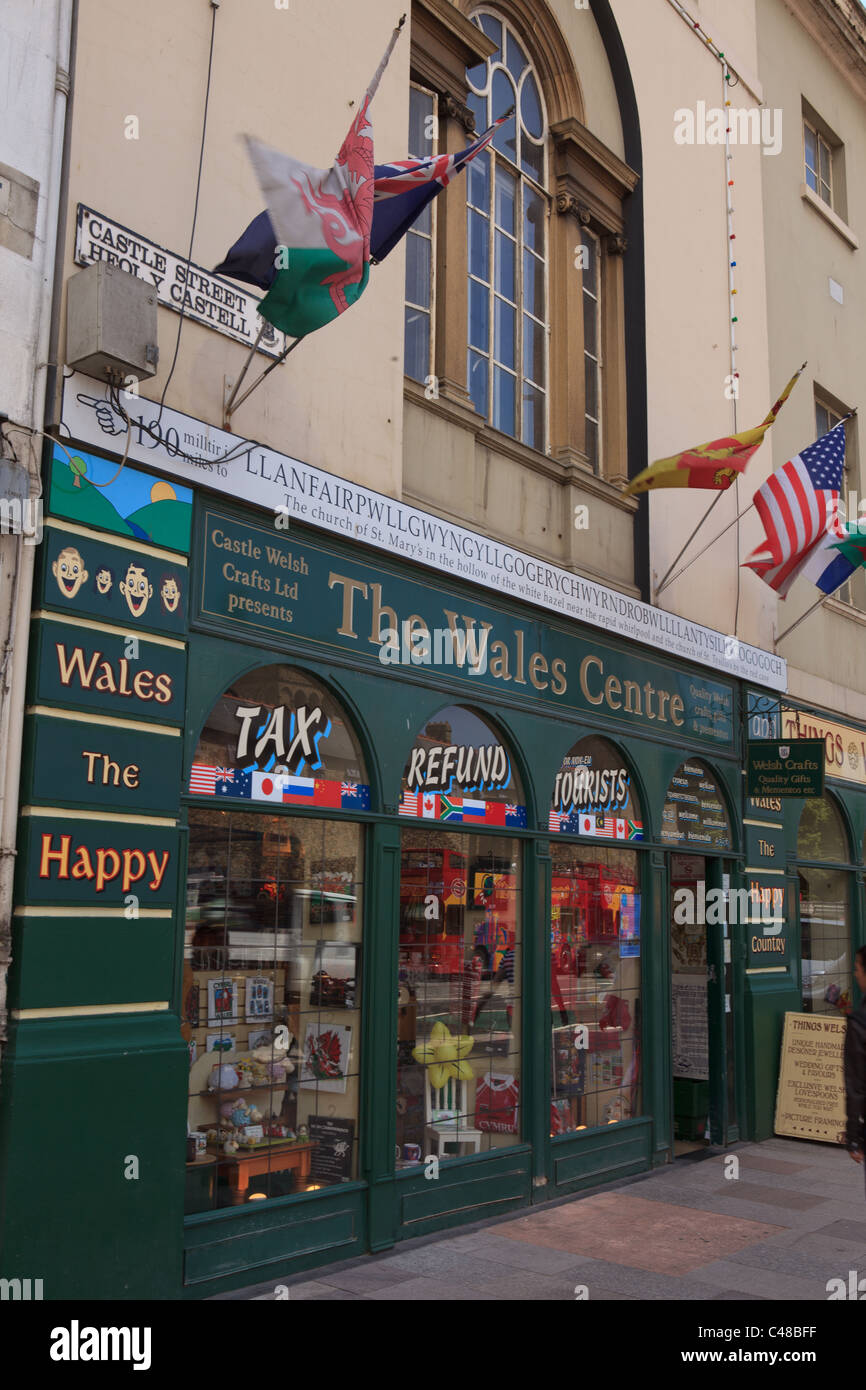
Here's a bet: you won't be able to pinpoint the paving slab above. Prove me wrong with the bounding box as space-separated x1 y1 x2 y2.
680 1258 829 1300
218 1137 865 1301
494 1192 782 1275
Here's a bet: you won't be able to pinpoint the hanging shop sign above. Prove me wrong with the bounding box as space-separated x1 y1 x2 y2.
23 713 182 816
39 524 188 639
28 619 186 725
195 508 736 748
21 817 177 907
746 688 781 740
780 706 866 787
60 379 788 692
775 1010 847 1145
746 739 824 798
74 206 286 358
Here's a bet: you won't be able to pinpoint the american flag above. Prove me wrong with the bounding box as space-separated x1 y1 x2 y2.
744 422 847 594
549 809 567 832
189 764 217 795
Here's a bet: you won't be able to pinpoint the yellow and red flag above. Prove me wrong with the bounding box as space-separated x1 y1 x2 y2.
624 364 805 497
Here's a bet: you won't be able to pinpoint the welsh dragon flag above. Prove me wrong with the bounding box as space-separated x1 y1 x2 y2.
243 17 404 339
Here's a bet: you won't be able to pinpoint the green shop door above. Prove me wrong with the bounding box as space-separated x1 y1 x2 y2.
670 855 740 1150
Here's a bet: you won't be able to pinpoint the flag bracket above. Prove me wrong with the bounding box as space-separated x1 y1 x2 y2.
223 333 307 430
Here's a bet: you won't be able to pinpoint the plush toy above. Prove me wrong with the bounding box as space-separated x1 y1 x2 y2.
230 1102 251 1128
412 1021 474 1090
248 1106 263 1124
252 1041 295 1079
208 1063 239 1092
234 1059 255 1089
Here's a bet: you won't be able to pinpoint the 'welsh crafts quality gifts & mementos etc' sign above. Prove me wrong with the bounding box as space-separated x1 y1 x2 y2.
197 511 735 747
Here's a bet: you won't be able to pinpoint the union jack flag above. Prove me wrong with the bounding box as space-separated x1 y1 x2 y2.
370 114 513 261
216 768 234 782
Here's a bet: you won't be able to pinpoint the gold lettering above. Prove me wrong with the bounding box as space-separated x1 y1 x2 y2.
580 655 604 706
328 573 368 638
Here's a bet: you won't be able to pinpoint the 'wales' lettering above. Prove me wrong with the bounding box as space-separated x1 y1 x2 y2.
55 643 173 703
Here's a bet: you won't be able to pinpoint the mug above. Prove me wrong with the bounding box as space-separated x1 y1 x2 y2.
404 1143 422 1162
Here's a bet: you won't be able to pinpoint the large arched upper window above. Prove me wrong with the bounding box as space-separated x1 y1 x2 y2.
465 11 549 449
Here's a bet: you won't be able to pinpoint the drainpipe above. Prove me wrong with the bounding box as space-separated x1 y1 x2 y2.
0 0 76 1058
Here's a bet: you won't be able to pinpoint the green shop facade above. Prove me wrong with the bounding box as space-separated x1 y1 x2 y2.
2 441 865 1300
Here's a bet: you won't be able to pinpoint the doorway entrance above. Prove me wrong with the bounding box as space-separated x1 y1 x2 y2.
670 854 738 1155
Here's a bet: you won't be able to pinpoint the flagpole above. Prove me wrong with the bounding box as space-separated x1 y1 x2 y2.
652 491 725 600
223 324 266 426
655 499 756 597
650 362 808 602
775 593 831 645
224 333 307 425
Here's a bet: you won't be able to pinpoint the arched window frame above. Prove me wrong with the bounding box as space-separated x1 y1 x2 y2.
464 10 550 451
405 0 638 496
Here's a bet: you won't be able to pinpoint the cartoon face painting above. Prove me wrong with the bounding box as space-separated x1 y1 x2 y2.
52 546 88 600
160 575 180 614
119 562 153 618
95 567 113 596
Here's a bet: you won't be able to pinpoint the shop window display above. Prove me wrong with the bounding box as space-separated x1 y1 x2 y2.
396 707 524 1166
183 665 367 1210
548 738 642 1136
549 843 641 1135
798 795 852 1016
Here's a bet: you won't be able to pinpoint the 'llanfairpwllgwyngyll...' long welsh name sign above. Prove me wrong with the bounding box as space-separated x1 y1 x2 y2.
60 371 787 692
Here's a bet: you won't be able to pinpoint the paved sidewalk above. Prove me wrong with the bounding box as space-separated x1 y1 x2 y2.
218 1138 866 1301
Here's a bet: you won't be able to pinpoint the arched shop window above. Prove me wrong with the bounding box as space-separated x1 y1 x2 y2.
798 794 852 1016
183 666 368 1211
548 734 643 840
397 707 524 1166
549 738 642 1137
661 759 732 850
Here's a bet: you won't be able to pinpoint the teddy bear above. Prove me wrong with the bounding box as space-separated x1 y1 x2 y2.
252 1039 294 1083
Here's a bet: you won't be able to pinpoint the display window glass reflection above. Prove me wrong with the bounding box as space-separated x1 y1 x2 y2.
184 811 364 1209
397 828 522 1165
549 843 641 1135
183 663 368 1211
798 795 852 1016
